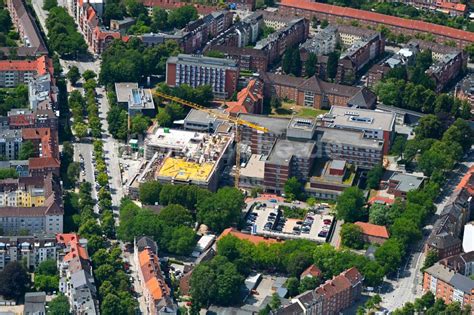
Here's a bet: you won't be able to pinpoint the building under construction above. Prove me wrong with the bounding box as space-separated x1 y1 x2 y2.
127 125 234 195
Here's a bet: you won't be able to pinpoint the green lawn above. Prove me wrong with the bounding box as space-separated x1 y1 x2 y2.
296 107 328 118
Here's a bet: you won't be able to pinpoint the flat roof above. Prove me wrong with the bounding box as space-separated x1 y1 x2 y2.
129 88 155 110
327 106 395 131
319 127 384 149
389 172 425 193
239 114 289 135
240 154 265 179
157 157 214 182
330 159 346 171
146 128 206 151
115 82 138 103
167 54 238 69
267 139 316 165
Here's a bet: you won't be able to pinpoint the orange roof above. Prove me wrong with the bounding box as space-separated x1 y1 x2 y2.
56 233 89 261
455 166 474 192
138 249 170 301
22 128 57 158
368 196 395 205
280 0 474 43
354 221 390 239
436 1 466 12
218 228 282 245
56 233 77 245
225 79 263 114
301 264 322 278
146 277 164 300
28 157 60 169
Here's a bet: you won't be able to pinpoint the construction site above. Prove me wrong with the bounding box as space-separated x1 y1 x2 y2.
126 124 234 196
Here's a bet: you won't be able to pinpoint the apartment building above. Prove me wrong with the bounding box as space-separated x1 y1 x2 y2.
455 74 474 110
166 54 239 99
7 108 57 131
440 252 474 277
276 267 363 315
207 46 269 73
0 176 49 207
22 127 59 159
423 263 474 308
255 18 309 65
261 73 376 109
426 188 472 259
6 0 48 55
0 56 53 88
0 235 56 270
57 233 99 315
134 237 177 314
29 73 56 111
319 106 396 155
239 114 289 155
300 26 338 57
0 128 22 160
278 0 474 48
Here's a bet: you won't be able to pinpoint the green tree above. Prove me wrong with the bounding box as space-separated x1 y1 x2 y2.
43 0 58 10
190 256 244 306
299 276 319 293
37 259 57 275
101 293 123 315
19 140 36 160
340 223 364 249
286 277 299 297
422 250 438 271
130 114 150 135
0 9 12 33
284 177 304 200
305 53 317 77
82 70 97 81
151 7 169 31
336 187 365 222
47 294 70 315
0 168 18 179
269 293 281 310
375 239 404 274
197 187 245 233
390 134 407 157
369 203 390 226
0 261 30 300
415 114 443 140
107 105 128 140
97 172 108 187
157 204 193 227
168 5 198 29
270 96 281 110
66 162 80 187
366 165 384 189
34 274 59 292
139 181 162 205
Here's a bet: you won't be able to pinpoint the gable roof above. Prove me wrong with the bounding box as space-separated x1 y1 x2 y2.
301 264 322 278
218 228 282 245
354 222 390 239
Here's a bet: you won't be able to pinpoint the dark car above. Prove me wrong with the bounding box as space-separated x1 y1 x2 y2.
318 231 328 237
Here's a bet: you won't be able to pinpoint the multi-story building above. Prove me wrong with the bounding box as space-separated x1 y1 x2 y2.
463 221 474 253
22 127 59 159
426 188 472 259
57 233 99 315
319 106 396 155
166 54 239 99
261 73 376 109
0 128 22 160
300 26 338 57
440 252 474 277
455 74 474 111
6 0 48 56
134 237 177 314
318 127 384 169
254 18 309 65
29 73 56 111
225 78 264 115
0 176 49 207
207 46 269 73
115 83 156 118
0 235 56 271
423 263 474 308
0 56 53 88
276 267 364 315
263 139 316 193
278 0 474 48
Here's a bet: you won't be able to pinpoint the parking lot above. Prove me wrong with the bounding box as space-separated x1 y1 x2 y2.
243 201 334 243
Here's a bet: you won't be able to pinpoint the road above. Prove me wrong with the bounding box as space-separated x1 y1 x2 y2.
31 0 49 36
380 151 474 311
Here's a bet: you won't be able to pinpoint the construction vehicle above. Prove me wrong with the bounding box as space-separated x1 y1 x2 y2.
153 91 269 188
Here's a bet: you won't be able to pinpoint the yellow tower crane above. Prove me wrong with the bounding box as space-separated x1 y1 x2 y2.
153 91 269 188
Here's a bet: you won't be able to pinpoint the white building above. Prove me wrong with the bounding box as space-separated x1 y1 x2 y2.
463 222 474 253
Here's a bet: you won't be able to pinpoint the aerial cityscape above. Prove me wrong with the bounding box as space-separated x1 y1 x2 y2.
0 0 472 314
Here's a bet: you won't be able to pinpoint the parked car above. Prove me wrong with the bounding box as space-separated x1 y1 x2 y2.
323 219 332 225
318 231 328 237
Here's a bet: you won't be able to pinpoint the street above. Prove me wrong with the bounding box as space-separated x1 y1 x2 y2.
380 151 474 311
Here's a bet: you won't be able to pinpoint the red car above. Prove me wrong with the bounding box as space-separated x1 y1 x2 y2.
323 219 332 225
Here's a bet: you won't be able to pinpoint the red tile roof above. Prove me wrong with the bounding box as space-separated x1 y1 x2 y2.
315 267 363 298
56 233 90 261
280 0 474 43
436 1 466 13
354 221 390 239
301 264 322 278
0 56 52 76
225 79 263 114
218 228 282 245
28 157 60 169
138 248 170 301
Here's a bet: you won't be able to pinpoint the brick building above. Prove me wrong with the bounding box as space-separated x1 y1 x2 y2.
207 46 269 73
423 263 474 308
225 78 264 114
278 0 474 48
354 221 390 245
261 73 376 109
166 54 239 99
